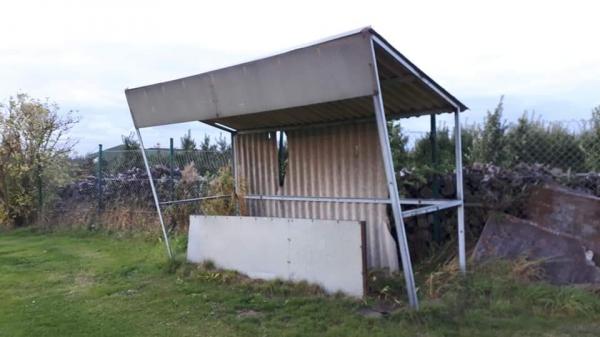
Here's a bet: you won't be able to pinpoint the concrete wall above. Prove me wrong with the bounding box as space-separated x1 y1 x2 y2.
187 215 366 297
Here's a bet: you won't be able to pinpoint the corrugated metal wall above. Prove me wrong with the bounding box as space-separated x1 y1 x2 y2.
234 121 400 271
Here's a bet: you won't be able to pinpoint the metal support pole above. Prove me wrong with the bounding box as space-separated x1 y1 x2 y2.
454 108 466 273
136 128 173 259
370 38 419 309
169 138 175 202
231 133 239 215
430 114 441 244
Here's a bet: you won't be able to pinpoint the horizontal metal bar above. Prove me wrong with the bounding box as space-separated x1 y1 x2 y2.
402 200 462 218
244 195 462 206
398 198 462 205
244 194 391 204
159 195 230 206
236 116 378 135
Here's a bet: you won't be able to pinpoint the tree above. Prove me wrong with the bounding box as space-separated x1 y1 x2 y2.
180 130 196 151
216 134 230 153
121 132 140 150
199 134 217 152
474 96 508 164
0 94 77 226
411 126 455 173
581 105 600 171
388 121 410 170
117 132 142 170
503 112 585 171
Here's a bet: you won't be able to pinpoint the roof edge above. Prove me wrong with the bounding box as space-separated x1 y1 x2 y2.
125 27 372 93
125 26 468 112
366 28 468 112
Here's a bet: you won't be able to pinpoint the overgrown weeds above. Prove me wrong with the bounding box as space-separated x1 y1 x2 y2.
367 247 600 320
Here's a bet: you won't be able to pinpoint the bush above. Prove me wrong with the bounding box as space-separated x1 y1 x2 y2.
0 93 77 227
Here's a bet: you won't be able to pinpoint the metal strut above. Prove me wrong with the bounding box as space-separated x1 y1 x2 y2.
370 38 419 309
136 128 173 259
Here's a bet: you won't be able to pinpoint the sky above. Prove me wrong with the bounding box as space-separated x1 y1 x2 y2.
1 0 599 155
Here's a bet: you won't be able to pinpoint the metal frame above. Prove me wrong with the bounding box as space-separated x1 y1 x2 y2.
371 36 466 273
160 195 230 206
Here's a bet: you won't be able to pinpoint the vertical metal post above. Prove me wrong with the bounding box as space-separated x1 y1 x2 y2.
231 133 236 192
454 108 466 273
430 114 441 244
370 38 419 309
97 144 103 214
169 137 175 202
231 132 238 215
136 128 173 259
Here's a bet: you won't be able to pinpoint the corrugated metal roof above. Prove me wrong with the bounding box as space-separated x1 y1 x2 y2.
126 27 467 130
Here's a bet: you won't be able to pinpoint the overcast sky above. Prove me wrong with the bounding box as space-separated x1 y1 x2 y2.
1 0 599 154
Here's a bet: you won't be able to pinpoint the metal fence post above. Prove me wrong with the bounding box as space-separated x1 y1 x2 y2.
430 114 441 244
97 144 103 214
169 137 174 202
454 109 466 273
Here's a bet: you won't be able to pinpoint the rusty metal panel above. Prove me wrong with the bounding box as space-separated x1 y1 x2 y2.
473 213 600 284
126 33 375 128
525 185 600 243
234 121 400 271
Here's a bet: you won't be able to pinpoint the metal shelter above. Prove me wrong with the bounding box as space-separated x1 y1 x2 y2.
125 27 468 309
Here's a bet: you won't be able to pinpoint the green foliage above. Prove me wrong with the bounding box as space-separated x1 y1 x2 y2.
412 126 455 173
113 132 143 171
201 166 241 216
0 94 77 227
216 134 231 153
199 134 217 152
180 129 196 151
473 96 508 165
505 113 586 171
388 121 409 170
581 105 600 171
121 132 140 151
388 100 600 174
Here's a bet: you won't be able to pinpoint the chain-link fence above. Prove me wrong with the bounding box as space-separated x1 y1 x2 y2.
40 143 232 231
37 116 600 233
392 118 600 176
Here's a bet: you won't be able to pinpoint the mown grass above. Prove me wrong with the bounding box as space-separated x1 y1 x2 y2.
1 228 600 336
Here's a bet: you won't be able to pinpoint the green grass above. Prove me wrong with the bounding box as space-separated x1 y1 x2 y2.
1 228 600 337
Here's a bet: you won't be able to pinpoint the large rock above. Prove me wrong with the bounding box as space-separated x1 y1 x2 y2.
472 212 600 284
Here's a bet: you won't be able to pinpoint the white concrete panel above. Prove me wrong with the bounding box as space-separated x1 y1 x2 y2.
187 215 365 297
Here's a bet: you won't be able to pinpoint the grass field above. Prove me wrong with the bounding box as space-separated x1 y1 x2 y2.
2 229 600 337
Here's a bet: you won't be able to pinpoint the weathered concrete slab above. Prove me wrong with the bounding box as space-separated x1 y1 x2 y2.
525 185 600 249
187 215 367 297
472 213 600 284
